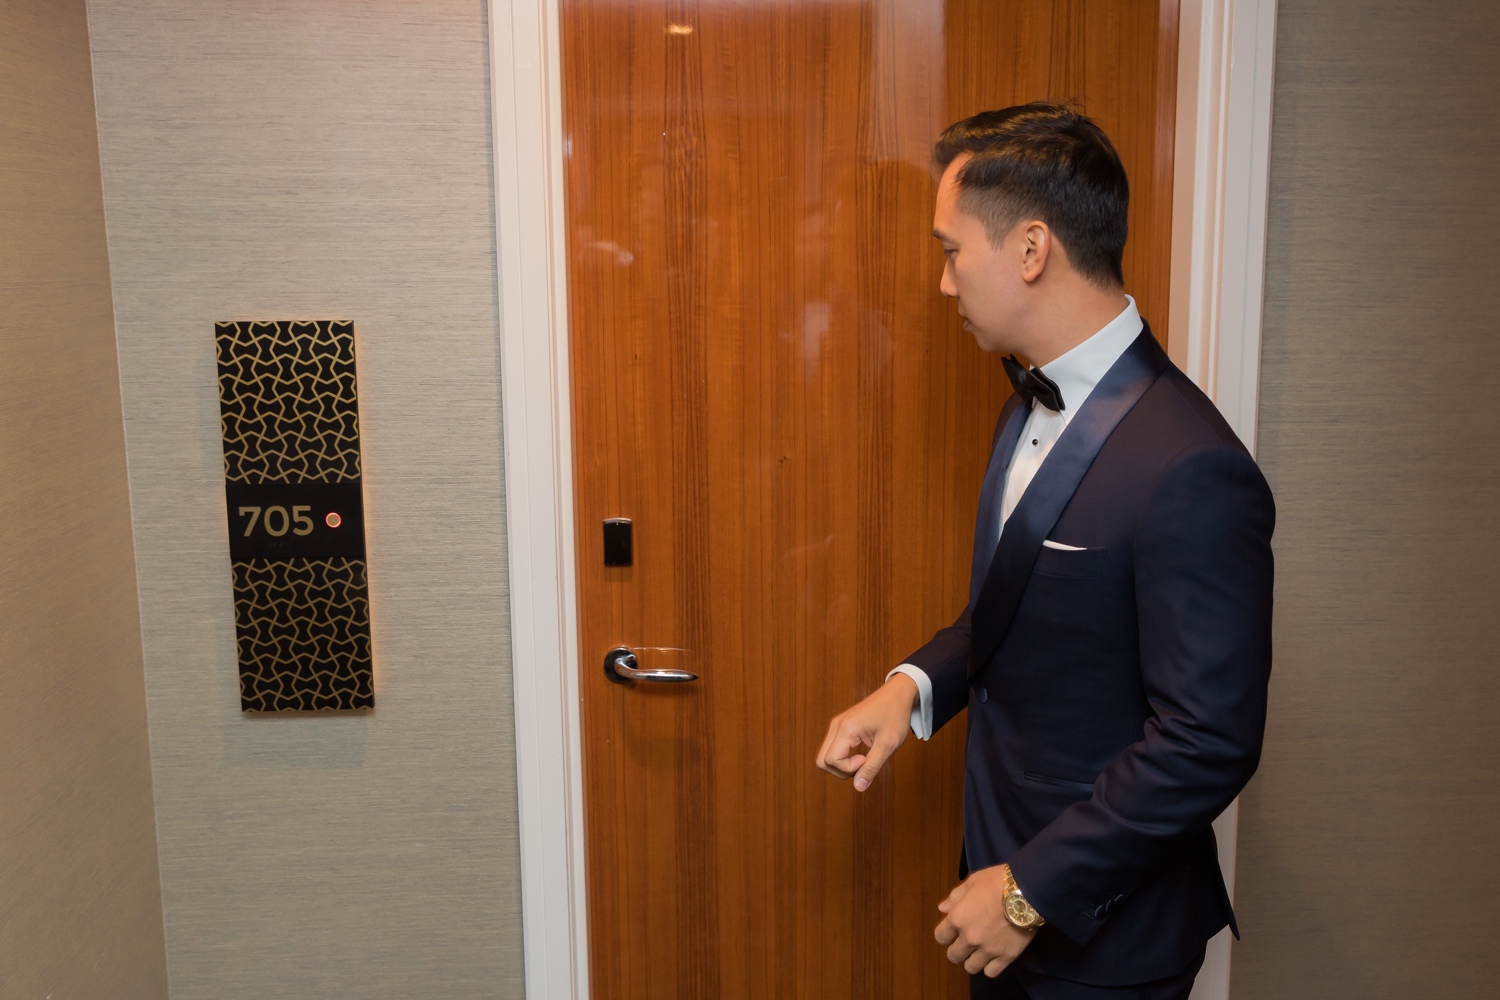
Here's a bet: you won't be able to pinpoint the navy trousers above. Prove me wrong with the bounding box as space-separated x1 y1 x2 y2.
971 949 1205 1000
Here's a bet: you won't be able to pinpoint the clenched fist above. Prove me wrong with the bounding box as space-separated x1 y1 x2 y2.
815 673 919 792
935 865 1037 977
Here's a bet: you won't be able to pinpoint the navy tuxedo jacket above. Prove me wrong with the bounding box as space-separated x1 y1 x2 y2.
904 327 1274 986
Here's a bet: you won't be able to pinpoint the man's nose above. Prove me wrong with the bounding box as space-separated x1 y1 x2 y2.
939 263 957 298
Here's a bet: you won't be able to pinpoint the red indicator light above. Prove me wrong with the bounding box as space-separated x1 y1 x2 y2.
325 512 343 528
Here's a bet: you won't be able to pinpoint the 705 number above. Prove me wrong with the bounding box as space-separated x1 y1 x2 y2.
239 505 314 538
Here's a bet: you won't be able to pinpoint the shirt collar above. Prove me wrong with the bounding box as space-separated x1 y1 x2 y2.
1038 295 1144 416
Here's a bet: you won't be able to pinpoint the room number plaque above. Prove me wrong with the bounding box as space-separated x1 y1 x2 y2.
216 320 374 711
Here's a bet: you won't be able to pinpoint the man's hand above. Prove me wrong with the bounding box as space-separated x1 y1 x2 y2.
934 865 1036 978
815 673 918 792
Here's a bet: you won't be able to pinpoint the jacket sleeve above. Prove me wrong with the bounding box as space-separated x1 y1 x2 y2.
1005 444 1275 946
900 605 973 735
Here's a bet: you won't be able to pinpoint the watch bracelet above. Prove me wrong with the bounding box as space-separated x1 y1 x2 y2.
1001 864 1046 929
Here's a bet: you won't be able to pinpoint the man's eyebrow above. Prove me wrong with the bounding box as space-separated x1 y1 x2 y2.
932 228 954 242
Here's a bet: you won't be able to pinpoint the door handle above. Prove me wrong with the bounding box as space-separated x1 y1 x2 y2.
603 646 699 685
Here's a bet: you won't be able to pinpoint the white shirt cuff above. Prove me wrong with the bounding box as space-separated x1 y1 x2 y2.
886 664 934 741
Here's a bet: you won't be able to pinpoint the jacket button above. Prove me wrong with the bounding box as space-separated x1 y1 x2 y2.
977 687 989 703
1090 905 1106 920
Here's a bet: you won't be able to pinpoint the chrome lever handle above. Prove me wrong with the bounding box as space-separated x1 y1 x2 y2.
603 646 699 684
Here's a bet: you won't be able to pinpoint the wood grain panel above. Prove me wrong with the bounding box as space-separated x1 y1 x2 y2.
563 3 1178 996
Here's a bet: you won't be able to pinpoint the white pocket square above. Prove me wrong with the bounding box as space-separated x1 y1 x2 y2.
1042 539 1088 551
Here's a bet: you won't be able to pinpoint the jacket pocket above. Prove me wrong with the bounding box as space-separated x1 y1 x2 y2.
1022 771 1097 795
1032 544 1108 578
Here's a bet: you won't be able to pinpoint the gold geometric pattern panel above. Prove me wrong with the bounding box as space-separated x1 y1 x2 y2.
216 319 373 712
216 319 361 484
232 558 373 712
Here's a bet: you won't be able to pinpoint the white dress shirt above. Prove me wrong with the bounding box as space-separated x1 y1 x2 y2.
889 297 1144 739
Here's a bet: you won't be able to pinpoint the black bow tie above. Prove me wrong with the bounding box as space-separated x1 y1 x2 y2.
1002 355 1066 412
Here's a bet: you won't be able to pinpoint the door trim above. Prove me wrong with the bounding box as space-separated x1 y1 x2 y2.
1170 2 1280 999
488 2 1280 997
488 1 588 997
1170 0 1280 458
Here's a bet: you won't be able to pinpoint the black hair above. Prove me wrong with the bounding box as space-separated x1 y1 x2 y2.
934 103 1128 288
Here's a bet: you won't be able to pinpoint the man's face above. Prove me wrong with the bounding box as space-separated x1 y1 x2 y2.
932 155 1026 354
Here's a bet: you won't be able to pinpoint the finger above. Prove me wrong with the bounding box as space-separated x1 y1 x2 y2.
983 957 1008 979
823 744 868 780
942 879 971 909
964 949 994 975
815 717 844 771
946 936 975 965
817 724 865 778
853 737 898 792
933 916 958 946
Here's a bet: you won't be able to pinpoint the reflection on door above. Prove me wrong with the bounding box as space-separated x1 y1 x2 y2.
562 1 1178 996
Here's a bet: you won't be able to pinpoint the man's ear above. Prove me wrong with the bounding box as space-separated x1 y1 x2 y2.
1020 221 1051 284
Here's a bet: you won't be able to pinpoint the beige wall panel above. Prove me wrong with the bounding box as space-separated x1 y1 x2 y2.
0 1 168 996
1234 2 1500 997
85 2 525 996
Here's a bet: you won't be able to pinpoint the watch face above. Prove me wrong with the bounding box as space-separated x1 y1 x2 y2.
1004 893 1037 927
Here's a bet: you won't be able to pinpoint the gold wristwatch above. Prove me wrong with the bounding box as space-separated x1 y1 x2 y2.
1001 865 1046 930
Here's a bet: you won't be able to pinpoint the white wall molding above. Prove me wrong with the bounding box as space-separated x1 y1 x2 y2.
1172 2 1280 999
488 1 588 997
1170 0 1281 456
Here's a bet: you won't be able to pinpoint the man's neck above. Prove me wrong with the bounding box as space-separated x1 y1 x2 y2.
1022 288 1130 368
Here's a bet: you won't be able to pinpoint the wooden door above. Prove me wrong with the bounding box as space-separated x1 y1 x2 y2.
562 2 1179 997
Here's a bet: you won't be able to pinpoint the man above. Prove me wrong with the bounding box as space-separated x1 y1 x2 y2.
815 104 1275 999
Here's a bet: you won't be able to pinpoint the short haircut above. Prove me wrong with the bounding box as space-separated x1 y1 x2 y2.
934 103 1129 288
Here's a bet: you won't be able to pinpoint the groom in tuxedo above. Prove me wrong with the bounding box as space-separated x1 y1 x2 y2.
816 104 1275 999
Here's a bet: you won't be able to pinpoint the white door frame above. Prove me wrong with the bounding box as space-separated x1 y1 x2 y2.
487 1 1280 996
1170 2 1280 998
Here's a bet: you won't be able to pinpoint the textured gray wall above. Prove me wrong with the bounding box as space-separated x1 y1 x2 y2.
85 2 525 996
0 1 168 996
1233 2 1500 997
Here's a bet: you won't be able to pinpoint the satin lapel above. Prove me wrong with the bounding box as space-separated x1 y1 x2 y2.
970 394 1028 609
969 329 1172 674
